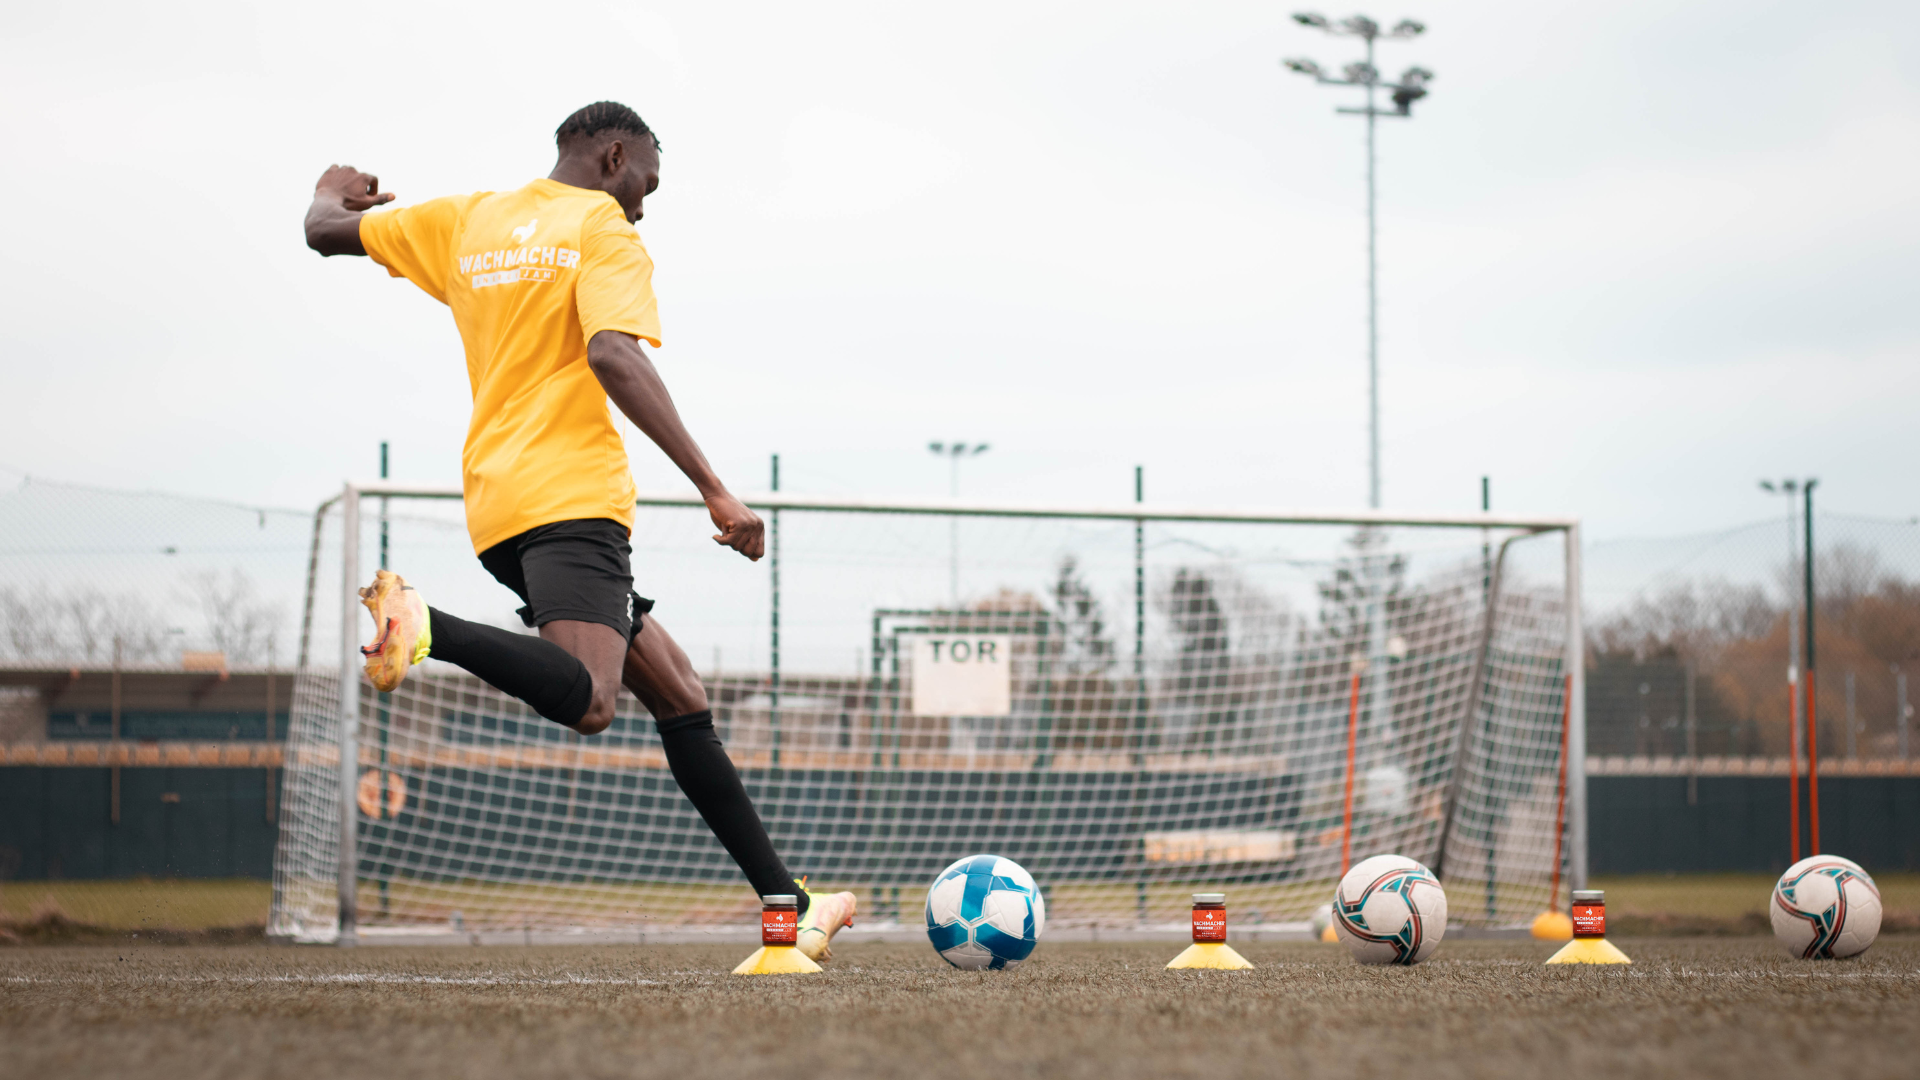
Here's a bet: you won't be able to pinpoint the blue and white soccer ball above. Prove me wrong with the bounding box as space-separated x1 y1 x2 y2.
925 854 1047 970
1333 853 1448 965
1772 854 1881 960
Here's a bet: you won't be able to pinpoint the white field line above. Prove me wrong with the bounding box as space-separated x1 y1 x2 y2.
1625 969 1920 979
2 973 673 987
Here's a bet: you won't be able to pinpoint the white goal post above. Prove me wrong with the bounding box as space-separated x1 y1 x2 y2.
271 482 1583 944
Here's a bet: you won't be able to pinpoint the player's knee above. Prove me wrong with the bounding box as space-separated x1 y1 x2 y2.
575 681 619 737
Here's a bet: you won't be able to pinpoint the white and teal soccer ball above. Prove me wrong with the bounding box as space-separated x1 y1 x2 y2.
1772 854 1881 960
1333 854 1448 966
925 854 1046 970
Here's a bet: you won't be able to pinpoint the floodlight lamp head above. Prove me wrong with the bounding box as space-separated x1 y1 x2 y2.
1293 12 1330 28
1390 66 1432 112
1759 480 1775 493
1338 15 1380 38
929 442 945 454
1343 61 1379 85
1784 480 1799 494
1390 19 1425 38
1283 57 1323 76
973 443 991 455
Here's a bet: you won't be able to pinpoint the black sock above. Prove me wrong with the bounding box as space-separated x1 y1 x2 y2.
657 710 807 917
425 607 593 728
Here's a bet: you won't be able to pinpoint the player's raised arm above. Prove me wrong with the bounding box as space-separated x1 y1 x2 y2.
586 330 764 561
304 165 394 256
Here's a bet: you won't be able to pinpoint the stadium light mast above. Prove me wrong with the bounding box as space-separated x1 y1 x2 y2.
1760 477 1809 860
929 441 990 610
1283 13 1432 511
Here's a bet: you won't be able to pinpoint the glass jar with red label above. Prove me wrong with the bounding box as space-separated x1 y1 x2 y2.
1570 889 1605 938
1191 892 1228 943
761 893 799 946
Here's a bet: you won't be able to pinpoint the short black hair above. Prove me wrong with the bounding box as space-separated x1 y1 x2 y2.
555 101 659 151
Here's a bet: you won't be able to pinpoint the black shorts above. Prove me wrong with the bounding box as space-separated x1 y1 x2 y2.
476 518 654 641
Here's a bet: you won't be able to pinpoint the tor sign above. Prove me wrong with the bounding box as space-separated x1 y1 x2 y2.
911 636 1013 717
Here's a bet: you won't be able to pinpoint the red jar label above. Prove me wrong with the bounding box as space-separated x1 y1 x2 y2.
1192 907 1227 943
1571 902 1605 938
762 909 797 945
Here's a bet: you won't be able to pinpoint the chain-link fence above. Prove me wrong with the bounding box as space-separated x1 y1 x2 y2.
1584 514 1920 763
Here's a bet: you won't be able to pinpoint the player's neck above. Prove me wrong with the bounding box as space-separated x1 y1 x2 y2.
547 158 611 195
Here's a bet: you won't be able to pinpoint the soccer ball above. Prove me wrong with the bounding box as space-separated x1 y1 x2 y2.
925 854 1046 970
1333 854 1448 965
1309 902 1334 941
1772 855 1881 960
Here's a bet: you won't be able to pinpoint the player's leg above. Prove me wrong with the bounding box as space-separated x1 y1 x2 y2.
359 520 628 732
532 618 625 734
623 614 857 959
483 518 640 735
360 569 600 730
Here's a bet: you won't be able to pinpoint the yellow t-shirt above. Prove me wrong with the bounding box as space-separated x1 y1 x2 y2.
359 178 661 554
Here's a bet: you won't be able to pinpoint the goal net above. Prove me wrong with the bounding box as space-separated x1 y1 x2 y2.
270 487 1581 942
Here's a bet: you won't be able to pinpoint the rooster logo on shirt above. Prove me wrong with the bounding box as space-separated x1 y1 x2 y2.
511 219 538 245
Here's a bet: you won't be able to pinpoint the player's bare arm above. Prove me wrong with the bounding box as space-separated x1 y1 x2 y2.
587 330 765 561
304 165 393 256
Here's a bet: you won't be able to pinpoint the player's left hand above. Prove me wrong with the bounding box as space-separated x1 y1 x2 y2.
315 164 395 211
707 492 765 561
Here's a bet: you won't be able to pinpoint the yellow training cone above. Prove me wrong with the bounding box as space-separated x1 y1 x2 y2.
1166 893 1255 970
732 945 823 975
733 893 823 975
1167 942 1255 970
1545 937 1632 964
1544 890 1630 965
1319 923 1338 943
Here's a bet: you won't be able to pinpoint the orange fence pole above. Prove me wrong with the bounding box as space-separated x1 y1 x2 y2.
1807 671 1820 855
1550 673 1571 907
1340 666 1362 875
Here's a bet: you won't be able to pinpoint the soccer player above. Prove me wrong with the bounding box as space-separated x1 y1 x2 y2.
303 101 855 960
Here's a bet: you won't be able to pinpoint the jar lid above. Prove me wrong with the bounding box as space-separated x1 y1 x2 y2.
1571 890 1604 902
761 894 798 905
1192 893 1227 903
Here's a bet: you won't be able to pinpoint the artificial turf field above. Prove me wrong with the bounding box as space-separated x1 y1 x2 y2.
4 939 1917 1079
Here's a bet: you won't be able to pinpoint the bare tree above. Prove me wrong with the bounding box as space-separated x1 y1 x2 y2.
1050 556 1116 676
177 568 284 664
0 586 167 663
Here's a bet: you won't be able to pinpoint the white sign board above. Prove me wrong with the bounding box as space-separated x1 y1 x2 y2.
910 635 1012 717
1141 830 1296 866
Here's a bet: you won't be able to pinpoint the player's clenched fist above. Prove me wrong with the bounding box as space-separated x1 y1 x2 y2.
707 492 765 561
314 164 396 211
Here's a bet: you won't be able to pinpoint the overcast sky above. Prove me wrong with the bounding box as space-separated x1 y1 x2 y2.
2 0 1916 542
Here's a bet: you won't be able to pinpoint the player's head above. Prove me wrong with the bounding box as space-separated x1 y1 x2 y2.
555 101 660 223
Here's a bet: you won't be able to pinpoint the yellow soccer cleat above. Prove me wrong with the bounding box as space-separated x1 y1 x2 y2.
794 880 858 963
359 570 431 692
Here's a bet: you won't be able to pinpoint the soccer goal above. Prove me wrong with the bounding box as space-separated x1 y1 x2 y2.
269 483 1584 943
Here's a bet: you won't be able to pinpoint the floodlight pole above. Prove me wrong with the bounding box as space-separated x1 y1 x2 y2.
1760 477 1811 861
1804 479 1819 853
1283 13 1430 512
929 442 990 610
1362 32 1379 510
